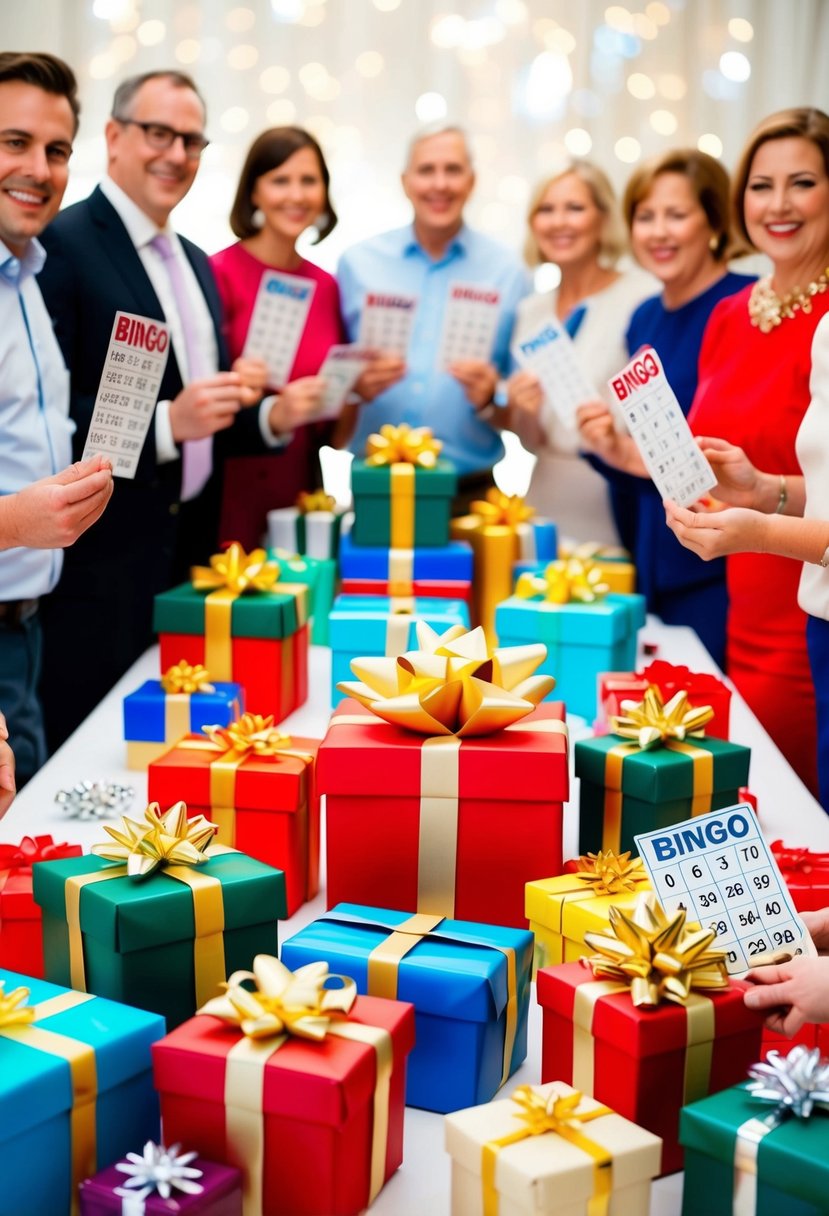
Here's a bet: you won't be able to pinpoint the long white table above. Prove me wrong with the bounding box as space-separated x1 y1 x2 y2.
5 620 827 1215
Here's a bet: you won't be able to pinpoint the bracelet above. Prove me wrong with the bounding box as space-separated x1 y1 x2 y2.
775 474 787 514
819 544 829 569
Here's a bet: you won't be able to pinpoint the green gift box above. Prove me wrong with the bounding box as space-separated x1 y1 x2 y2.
33 851 286 1030
154 581 307 640
575 733 751 855
267 548 337 646
351 458 457 548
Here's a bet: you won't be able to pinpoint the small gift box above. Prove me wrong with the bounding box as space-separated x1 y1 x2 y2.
537 895 764 1175
153 956 415 1216
597 659 732 738
33 803 286 1030
148 715 319 915
444 1080 662 1216
123 663 243 771
267 490 345 562
515 541 636 595
280 902 533 1113
770 839 829 912
79 1144 243 1216
575 687 751 855
154 544 310 722
329 593 471 707
0 969 164 1216
679 1046 829 1215
0 835 82 976
264 547 337 647
339 529 473 604
351 424 457 549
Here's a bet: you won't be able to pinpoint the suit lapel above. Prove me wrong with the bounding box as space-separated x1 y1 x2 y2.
87 186 167 322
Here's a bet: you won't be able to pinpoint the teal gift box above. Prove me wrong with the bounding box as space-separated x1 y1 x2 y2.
351 458 457 548
280 902 533 1113
0 968 164 1216
267 547 337 646
494 591 646 720
329 593 470 706
123 677 243 771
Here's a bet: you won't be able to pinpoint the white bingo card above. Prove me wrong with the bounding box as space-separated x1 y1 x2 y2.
81 311 170 478
243 269 316 388
316 345 375 420
635 805 814 976
607 345 717 507
436 281 501 371
358 291 418 357
512 318 595 428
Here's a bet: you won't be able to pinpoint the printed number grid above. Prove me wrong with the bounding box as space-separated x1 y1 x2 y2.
359 300 416 357
244 274 314 388
437 292 499 368
83 325 166 477
623 381 714 507
532 339 594 425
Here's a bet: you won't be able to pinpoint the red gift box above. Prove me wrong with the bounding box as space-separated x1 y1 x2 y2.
340 577 473 607
760 1020 829 1060
153 994 415 1216
148 733 319 916
536 961 763 1175
770 839 829 912
0 834 82 975
597 660 732 739
318 699 569 929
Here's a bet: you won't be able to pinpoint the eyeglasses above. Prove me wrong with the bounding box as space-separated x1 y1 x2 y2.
115 118 210 159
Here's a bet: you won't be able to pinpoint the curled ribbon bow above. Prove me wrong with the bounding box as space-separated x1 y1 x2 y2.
91 801 217 879
0 834 79 871
160 661 216 695
747 1045 829 1119
610 685 714 750
469 487 534 527
510 1084 610 1136
203 713 295 757
515 558 610 605
770 840 829 875
569 849 647 896
198 955 356 1041
115 1142 204 1202
296 489 337 513
191 543 280 595
0 981 35 1029
365 423 442 468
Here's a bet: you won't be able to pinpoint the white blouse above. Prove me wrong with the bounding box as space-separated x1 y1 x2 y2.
796 311 829 620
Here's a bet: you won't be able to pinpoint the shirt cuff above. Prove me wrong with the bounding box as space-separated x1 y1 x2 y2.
259 395 294 449
154 400 179 464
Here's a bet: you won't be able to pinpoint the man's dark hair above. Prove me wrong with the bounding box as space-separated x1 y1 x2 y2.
0 52 80 135
111 71 206 123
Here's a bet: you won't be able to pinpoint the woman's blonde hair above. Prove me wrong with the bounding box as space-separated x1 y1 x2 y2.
524 161 627 268
623 148 740 261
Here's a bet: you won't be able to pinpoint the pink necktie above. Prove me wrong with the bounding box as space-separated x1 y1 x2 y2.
151 232 213 500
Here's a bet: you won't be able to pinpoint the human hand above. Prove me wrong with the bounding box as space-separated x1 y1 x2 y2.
169 374 243 440
267 376 327 433
664 500 768 560
232 356 269 407
449 359 498 409
800 908 829 954
696 436 767 508
743 956 829 1035
0 456 114 550
0 712 15 819
506 370 543 417
577 401 623 461
353 354 406 402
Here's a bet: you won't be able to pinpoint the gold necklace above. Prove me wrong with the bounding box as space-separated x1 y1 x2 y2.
748 265 829 333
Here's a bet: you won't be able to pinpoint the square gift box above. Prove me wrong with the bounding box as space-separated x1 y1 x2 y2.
444 1080 662 1216
280 902 534 1113
318 700 569 930
0 968 164 1216
536 960 763 1175
266 547 337 647
0 835 82 976
351 456 457 548
597 660 732 739
79 1152 243 1216
123 677 243 771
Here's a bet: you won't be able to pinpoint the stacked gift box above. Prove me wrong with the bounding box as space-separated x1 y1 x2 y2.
267 489 345 646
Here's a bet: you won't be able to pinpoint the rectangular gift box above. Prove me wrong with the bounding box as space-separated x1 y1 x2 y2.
597 660 732 739
680 1079 829 1215
266 547 337 647
148 733 319 916
444 1080 662 1216
350 457 457 548
451 515 558 642
339 530 474 582
266 504 345 562
515 548 636 595
79 1155 243 1216
770 840 829 912
495 592 647 721
574 733 751 856
760 1020 829 1062
153 993 415 1216
154 582 310 721
0 967 164 1216
0 836 83 976
280 902 534 1113
318 700 569 929
525 869 652 976
33 851 285 1030
123 678 243 771
537 961 764 1176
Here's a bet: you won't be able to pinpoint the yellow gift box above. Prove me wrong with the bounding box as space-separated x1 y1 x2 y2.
558 543 636 595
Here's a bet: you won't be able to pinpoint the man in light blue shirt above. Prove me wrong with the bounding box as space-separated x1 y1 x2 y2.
338 126 529 483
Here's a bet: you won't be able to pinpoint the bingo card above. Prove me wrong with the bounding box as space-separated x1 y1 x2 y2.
82 310 170 478
635 804 814 976
607 345 717 507
512 318 595 428
316 344 375 420
358 291 418 357
243 269 316 388
436 281 501 371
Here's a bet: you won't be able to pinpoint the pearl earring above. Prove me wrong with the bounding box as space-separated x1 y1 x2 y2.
251 208 265 229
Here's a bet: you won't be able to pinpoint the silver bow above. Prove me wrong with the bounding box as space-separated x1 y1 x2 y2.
55 779 135 821
115 1141 204 1202
747 1046 829 1119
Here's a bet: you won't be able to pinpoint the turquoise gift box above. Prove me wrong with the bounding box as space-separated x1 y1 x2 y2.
0 968 164 1216
494 591 647 720
122 678 243 770
329 594 470 707
266 547 337 647
280 903 533 1113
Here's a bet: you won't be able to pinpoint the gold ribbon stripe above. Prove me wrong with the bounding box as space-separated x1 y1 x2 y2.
732 1114 777 1216
164 692 191 743
390 463 415 550
385 610 414 657
388 548 415 595
204 584 309 683
601 740 714 853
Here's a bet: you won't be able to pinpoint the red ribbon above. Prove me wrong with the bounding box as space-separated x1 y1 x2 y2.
0 835 82 894
771 840 829 877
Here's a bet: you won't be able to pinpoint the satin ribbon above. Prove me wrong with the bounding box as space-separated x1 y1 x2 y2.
364 423 442 468
450 489 535 639
770 840 829 876
515 558 610 605
481 1085 612 1216
159 662 217 743
0 834 81 901
296 490 336 514
531 852 651 964
385 604 414 656
600 739 714 852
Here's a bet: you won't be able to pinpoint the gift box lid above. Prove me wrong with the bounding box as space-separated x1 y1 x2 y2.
339 532 473 580
0 968 165 1144
154 582 308 640
524 873 651 939
351 459 457 497
153 993 415 1126
329 595 470 651
148 735 318 815
80 1155 243 1214
123 680 243 744
495 593 646 647
318 700 569 802
32 852 287 954
281 903 533 1023
444 1080 662 1207
574 733 750 800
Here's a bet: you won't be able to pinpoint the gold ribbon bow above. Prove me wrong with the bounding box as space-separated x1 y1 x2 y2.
469 487 534 527
0 981 36 1029
365 423 442 468
572 850 647 897
191 543 280 595
610 686 714 750
199 956 355 1040
338 620 554 737
515 558 610 605
203 713 294 759
91 801 217 879
296 489 337 513
160 661 216 695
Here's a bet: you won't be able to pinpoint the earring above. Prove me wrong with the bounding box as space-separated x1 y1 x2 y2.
709 234 720 252
251 208 264 229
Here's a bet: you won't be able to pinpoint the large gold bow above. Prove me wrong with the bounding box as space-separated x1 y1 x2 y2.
160 661 216 695
91 801 217 879
198 956 356 1041
338 621 555 736
203 713 295 757
296 489 337 514
0 981 35 1029
584 892 728 1008
610 686 714 749
191 543 280 595
571 850 647 896
510 1084 609 1136
469 487 534 527
365 423 442 468
515 559 609 605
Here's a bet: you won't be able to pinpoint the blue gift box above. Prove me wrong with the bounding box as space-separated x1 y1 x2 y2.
122 679 243 770
0 968 164 1216
329 594 470 707
494 592 647 721
280 903 533 1113
339 531 474 581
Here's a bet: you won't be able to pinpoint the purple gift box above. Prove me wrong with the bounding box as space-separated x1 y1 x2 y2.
79 1155 242 1216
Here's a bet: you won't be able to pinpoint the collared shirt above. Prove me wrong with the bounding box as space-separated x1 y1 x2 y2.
0 237 73 598
338 223 529 474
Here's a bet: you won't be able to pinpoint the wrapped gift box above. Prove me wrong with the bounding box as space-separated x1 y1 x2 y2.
148 730 319 916
495 592 647 720
329 595 471 707
280 902 533 1113
264 548 337 647
339 530 473 606
0 835 82 976
770 840 829 912
444 1080 662 1216
266 499 345 562
0 968 164 1216
574 733 751 856
515 547 636 595
760 1021 829 1061
33 848 285 1030
318 700 569 929
79 1151 243 1216
153 990 415 1216
351 457 457 548
123 678 243 771
537 960 763 1175
597 660 732 738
